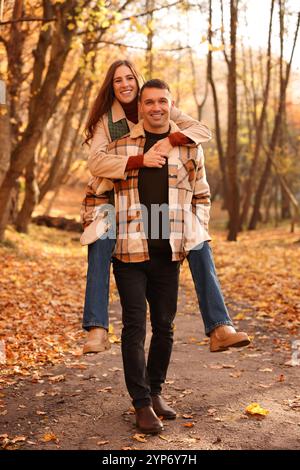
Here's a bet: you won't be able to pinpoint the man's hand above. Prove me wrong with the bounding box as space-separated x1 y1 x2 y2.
153 137 172 156
144 147 167 168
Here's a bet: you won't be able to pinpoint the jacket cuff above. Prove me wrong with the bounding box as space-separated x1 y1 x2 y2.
168 132 192 147
125 154 144 171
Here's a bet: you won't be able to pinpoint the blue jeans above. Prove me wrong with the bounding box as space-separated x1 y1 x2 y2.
188 241 233 336
82 236 115 331
83 238 232 335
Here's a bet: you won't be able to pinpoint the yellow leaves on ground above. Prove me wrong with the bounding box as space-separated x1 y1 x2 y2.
233 313 246 321
183 422 195 428
158 435 172 442
245 403 270 417
0 225 299 387
181 227 300 334
132 433 147 443
0 225 119 383
41 432 58 442
109 335 121 344
108 324 121 344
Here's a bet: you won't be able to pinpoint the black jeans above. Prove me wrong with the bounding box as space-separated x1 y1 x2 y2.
112 256 180 409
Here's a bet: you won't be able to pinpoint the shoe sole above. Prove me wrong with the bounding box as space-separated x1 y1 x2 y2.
210 339 251 353
82 342 111 354
155 413 176 420
137 426 164 435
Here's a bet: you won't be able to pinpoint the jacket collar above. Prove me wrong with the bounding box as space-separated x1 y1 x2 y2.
111 99 126 123
130 120 179 139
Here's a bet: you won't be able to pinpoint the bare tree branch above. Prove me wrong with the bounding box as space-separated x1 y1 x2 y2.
77 0 183 36
220 0 230 66
0 16 56 26
85 38 191 51
120 0 183 21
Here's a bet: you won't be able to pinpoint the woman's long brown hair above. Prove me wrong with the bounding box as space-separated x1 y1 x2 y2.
84 60 142 145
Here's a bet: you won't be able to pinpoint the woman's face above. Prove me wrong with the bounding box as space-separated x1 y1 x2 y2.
112 65 138 104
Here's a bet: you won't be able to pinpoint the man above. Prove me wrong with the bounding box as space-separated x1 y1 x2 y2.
80 89 250 357
105 79 214 434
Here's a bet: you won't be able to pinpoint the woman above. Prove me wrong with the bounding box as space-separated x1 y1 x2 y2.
81 59 250 355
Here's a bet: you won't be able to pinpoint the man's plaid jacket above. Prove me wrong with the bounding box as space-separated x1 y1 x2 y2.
81 120 211 262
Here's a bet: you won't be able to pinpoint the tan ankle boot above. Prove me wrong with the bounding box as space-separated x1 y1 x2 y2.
210 325 250 352
83 327 111 354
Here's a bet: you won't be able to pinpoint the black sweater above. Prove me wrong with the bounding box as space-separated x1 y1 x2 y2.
138 128 172 258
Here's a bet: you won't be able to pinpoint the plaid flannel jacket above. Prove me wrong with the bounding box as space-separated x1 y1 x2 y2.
83 120 211 262
80 100 212 231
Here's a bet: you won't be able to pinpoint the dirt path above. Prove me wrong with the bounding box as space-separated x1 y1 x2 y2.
1 285 299 451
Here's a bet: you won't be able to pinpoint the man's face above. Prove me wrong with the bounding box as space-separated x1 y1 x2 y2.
139 87 173 133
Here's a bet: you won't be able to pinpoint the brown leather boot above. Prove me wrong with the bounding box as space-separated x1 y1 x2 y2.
151 395 176 419
83 327 111 354
135 406 164 434
210 325 251 352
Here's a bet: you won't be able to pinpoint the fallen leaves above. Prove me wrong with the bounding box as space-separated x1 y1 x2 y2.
245 403 270 417
41 432 58 443
209 363 236 370
132 433 147 443
97 386 112 393
178 389 193 398
183 422 194 428
0 224 119 385
181 227 300 335
97 440 109 446
48 374 65 383
284 396 300 410
233 313 246 321
0 434 27 449
158 435 172 442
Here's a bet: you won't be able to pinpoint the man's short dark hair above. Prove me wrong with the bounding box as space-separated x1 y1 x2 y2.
139 79 171 100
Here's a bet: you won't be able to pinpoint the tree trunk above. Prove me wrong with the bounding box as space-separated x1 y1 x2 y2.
226 0 239 241
0 98 11 188
264 178 275 224
44 185 60 216
0 0 77 239
208 0 228 205
248 9 300 230
274 176 279 227
145 0 154 80
0 172 16 240
38 74 83 203
281 182 291 219
188 46 208 121
6 0 26 147
15 157 39 233
239 0 274 229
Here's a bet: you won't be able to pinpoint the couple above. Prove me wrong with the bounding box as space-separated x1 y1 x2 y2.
80 60 250 434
